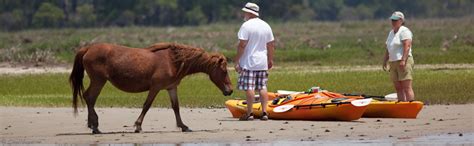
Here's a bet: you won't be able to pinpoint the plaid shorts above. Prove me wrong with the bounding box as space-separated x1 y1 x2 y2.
238 69 269 90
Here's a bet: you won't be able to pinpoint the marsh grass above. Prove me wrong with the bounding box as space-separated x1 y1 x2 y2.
1 17 473 65
0 68 472 108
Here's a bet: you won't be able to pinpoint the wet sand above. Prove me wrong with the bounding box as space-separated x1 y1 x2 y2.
0 104 473 144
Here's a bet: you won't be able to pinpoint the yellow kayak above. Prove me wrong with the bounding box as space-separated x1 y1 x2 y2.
226 91 423 119
225 93 371 121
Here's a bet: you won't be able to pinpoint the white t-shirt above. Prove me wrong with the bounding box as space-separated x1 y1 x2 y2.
386 26 413 62
238 18 274 70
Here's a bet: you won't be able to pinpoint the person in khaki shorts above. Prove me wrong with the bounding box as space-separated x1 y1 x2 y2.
383 11 415 101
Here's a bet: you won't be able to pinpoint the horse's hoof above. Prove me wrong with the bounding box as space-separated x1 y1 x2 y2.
92 129 102 134
134 129 143 133
182 128 192 132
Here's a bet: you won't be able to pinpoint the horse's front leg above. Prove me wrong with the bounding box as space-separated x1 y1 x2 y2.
167 87 192 132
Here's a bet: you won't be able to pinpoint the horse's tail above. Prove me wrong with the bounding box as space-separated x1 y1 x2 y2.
69 47 88 115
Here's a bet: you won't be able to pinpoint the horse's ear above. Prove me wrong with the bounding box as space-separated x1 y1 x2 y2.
218 57 224 64
218 56 227 70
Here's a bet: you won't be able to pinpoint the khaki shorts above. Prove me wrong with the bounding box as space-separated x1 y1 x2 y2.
389 56 414 81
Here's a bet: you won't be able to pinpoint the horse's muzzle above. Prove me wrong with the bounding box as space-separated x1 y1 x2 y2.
223 90 233 96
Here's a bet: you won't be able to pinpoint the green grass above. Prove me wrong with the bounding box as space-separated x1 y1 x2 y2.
1 68 472 108
1 17 473 65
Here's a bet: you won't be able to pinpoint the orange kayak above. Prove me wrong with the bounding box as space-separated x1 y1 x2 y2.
363 100 423 118
225 93 371 121
268 91 424 118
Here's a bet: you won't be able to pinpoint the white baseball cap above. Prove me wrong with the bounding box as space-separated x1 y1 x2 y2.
390 11 405 21
242 2 259 16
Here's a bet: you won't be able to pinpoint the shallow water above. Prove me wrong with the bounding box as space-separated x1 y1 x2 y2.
91 133 473 146
169 133 474 146
272 133 473 146
1 133 471 145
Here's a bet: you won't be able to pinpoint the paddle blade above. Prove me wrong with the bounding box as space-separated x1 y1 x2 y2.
276 90 303 95
385 93 398 101
351 98 372 107
273 104 295 113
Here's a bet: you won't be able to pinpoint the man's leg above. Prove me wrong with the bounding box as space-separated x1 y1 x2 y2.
259 89 268 114
256 70 269 120
238 70 254 120
245 89 255 117
259 89 269 120
393 81 406 101
401 80 415 101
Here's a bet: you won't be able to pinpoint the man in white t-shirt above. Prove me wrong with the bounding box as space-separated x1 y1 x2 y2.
383 11 415 102
234 2 275 121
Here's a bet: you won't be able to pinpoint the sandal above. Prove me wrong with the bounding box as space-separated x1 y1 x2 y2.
260 112 268 121
239 113 254 121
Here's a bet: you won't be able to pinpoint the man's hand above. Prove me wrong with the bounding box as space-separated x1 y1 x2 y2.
383 61 388 71
268 60 273 70
235 64 242 73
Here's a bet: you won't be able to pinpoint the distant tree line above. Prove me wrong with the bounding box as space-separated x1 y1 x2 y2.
1 0 473 31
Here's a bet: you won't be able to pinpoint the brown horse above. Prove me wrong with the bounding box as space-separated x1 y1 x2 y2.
69 42 233 134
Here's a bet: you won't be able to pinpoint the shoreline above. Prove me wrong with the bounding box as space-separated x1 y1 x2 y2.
1 104 473 144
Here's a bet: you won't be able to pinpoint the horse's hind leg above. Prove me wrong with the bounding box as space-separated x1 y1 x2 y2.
167 87 191 132
134 88 160 133
83 78 106 134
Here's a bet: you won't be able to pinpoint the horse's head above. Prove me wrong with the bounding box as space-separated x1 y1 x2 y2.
209 55 233 96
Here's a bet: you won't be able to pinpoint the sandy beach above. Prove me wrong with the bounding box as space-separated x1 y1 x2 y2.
1 104 473 144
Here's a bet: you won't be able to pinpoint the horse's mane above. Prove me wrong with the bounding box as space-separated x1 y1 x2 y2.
147 43 206 63
146 43 225 77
